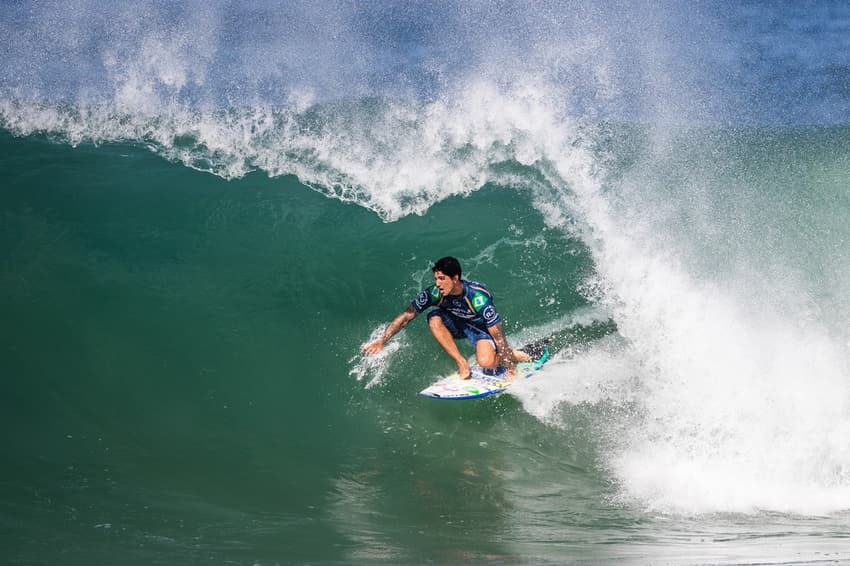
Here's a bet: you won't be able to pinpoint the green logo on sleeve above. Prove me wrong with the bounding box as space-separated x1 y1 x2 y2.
472 292 487 312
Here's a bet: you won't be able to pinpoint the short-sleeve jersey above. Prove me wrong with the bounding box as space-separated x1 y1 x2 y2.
411 279 502 328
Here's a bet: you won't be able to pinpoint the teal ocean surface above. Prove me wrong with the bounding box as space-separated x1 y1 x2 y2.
3 2 850 564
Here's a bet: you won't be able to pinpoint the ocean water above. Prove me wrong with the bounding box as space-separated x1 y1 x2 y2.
2 2 850 564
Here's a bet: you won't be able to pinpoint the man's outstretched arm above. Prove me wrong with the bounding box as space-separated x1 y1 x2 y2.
361 305 418 355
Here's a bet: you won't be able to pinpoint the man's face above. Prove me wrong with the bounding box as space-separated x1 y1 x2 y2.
433 270 459 295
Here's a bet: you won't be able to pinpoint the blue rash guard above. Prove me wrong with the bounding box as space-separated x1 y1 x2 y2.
411 279 502 345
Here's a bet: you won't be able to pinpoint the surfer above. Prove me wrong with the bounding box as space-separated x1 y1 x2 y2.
361 256 531 379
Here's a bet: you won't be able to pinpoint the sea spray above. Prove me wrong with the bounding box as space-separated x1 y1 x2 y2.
349 325 405 389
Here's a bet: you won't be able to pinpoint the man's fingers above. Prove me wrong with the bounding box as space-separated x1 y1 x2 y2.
361 340 382 355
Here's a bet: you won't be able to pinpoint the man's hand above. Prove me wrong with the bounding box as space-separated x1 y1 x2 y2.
361 339 385 356
360 307 417 356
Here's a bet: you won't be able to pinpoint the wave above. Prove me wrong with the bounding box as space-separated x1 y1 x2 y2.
4 2 850 518
6 84 850 517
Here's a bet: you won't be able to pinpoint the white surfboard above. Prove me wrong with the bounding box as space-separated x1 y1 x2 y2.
418 347 549 400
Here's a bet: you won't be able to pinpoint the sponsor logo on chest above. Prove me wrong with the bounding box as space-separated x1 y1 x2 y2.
445 296 475 319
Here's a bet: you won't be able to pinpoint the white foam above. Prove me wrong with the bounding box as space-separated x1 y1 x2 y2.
349 325 405 389
542 127 850 515
510 334 641 428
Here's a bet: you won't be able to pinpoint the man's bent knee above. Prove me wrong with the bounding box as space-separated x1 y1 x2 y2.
476 343 499 368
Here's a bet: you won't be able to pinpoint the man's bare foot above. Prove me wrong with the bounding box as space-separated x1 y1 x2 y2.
458 360 471 379
513 349 532 363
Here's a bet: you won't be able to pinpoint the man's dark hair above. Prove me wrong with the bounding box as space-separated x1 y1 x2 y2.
433 256 462 278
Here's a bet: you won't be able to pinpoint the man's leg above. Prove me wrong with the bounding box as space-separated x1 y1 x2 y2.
514 349 532 362
469 327 532 369
428 315 471 379
475 339 499 369
475 340 533 370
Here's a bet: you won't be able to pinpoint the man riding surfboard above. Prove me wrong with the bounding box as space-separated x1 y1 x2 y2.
361 256 531 379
